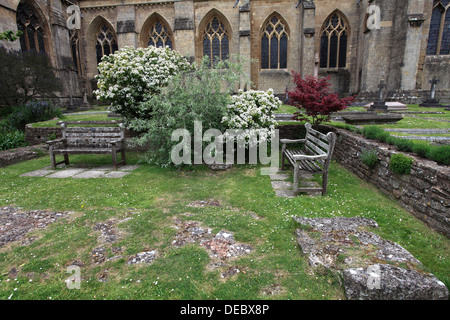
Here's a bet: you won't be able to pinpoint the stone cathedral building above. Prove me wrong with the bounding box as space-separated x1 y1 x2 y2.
0 0 449 108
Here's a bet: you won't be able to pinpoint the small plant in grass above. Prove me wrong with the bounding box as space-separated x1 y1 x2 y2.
389 153 414 175
360 148 379 168
0 129 26 150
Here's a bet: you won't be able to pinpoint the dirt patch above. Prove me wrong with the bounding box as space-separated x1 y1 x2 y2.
172 219 253 279
187 200 222 208
0 206 72 248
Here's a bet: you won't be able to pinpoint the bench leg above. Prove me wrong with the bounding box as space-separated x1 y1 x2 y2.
49 146 56 170
293 163 299 193
112 148 118 170
121 150 126 165
64 154 69 166
322 172 328 196
281 151 286 171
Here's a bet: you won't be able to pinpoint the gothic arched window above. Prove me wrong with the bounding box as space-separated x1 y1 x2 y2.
202 17 230 67
70 29 82 74
95 25 118 65
16 2 46 53
426 0 450 55
148 20 173 49
261 15 288 69
320 12 349 68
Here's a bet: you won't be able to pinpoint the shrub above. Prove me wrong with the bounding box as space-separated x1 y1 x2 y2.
428 145 450 165
360 148 379 168
363 126 384 140
389 153 414 175
5 101 61 131
132 56 248 167
392 138 414 152
412 142 432 159
94 46 191 121
0 130 26 150
287 72 354 128
0 47 61 107
222 89 281 147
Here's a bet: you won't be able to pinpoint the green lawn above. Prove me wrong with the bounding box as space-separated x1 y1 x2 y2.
0 153 448 300
30 111 112 128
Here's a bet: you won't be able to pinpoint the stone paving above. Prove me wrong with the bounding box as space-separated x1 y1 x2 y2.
20 164 140 178
269 171 321 198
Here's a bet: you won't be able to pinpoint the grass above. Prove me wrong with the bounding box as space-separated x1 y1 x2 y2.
0 152 448 300
30 110 112 128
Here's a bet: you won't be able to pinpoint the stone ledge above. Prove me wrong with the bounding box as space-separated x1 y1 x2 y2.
294 217 449 300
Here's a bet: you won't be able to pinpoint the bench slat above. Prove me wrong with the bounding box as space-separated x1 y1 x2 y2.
308 128 329 141
66 127 122 133
52 148 120 154
306 134 330 152
305 141 326 156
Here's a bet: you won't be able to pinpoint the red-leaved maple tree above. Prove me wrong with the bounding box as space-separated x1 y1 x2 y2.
287 72 355 128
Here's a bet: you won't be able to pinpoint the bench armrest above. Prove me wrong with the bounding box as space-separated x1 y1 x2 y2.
280 139 305 144
46 138 65 145
292 154 328 161
110 139 125 147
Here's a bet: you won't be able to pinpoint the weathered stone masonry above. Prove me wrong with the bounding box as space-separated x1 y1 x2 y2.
329 127 450 238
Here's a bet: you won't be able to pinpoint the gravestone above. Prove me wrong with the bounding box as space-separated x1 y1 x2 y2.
420 77 442 108
368 80 388 112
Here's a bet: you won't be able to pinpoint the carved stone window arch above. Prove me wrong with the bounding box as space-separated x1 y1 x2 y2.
261 14 288 69
202 16 230 67
320 12 349 69
148 20 173 49
426 0 450 55
70 29 82 74
16 1 46 53
95 25 118 65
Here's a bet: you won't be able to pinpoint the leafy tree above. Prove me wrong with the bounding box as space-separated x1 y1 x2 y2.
0 47 61 107
133 56 248 167
94 46 191 120
287 72 354 128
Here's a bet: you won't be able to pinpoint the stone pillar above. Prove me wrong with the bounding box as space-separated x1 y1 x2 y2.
173 0 195 60
116 5 137 48
401 0 425 91
300 1 316 78
239 1 251 90
50 1 83 108
360 0 394 92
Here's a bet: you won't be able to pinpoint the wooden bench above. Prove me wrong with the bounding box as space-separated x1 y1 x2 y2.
46 121 127 170
280 123 336 196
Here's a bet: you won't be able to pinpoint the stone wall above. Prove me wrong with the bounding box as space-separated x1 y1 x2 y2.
277 124 450 237
329 127 450 238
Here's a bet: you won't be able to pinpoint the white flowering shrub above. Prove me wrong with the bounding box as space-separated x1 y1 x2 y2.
222 89 281 146
94 46 191 122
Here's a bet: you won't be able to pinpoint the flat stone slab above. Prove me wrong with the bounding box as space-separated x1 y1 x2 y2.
20 169 55 177
293 216 449 300
275 189 297 198
103 171 130 178
118 165 140 171
343 264 448 300
271 181 293 190
364 102 409 110
46 169 88 178
72 170 108 179
269 173 290 181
